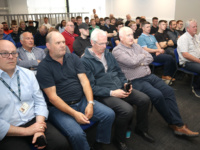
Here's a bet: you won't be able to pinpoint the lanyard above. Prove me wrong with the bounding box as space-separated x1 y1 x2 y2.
0 71 21 101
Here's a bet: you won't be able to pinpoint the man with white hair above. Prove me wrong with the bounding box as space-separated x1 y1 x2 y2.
177 19 200 97
112 26 199 138
82 28 154 150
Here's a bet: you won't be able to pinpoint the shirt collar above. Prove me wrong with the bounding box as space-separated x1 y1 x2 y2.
119 42 134 49
0 66 19 78
22 47 35 52
45 52 69 62
142 33 150 36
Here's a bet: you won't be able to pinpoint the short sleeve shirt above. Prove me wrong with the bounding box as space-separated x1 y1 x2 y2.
36 53 86 104
177 32 200 65
155 32 170 42
138 33 158 49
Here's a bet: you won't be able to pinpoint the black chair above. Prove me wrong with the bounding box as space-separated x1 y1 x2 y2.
169 48 199 86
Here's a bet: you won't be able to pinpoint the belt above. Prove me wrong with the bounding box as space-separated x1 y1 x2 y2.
66 99 81 105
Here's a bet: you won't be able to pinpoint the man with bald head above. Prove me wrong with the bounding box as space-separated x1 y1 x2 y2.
0 40 69 150
17 32 45 70
61 21 78 53
34 25 48 46
0 24 16 45
82 28 154 149
36 31 115 150
112 27 199 138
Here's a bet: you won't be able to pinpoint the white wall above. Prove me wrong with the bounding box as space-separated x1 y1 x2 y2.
7 0 28 14
106 0 176 22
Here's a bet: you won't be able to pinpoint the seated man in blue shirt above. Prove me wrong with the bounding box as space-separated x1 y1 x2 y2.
0 40 68 150
17 32 46 71
138 21 176 83
112 26 199 139
82 29 155 150
36 31 115 150
0 24 16 46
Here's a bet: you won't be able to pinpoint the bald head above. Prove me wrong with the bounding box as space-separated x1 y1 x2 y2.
39 25 48 36
119 27 132 38
0 40 16 51
119 27 134 47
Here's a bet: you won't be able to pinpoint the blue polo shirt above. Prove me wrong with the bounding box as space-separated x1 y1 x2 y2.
36 52 85 105
138 33 158 49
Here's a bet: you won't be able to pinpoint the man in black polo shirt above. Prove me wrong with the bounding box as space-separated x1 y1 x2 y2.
150 17 158 35
155 20 175 57
36 31 115 150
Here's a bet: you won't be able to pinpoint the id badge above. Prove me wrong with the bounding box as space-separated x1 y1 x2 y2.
19 102 29 114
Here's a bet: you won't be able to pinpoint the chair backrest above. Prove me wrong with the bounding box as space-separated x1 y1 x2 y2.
36 45 47 49
111 37 116 48
174 48 179 64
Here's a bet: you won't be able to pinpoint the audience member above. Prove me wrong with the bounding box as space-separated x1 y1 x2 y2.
71 16 77 26
58 20 66 33
134 18 146 39
176 20 185 35
36 31 115 150
74 16 83 36
82 29 155 150
167 20 180 48
114 21 124 45
89 19 100 36
25 20 39 35
61 21 78 53
128 21 138 42
136 17 141 30
0 24 16 45
150 17 158 35
73 23 91 57
110 17 116 27
138 21 176 83
177 19 200 97
155 20 175 57
84 16 90 26
18 21 28 34
43 17 52 30
2 22 13 34
17 32 46 70
95 17 100 26
91 8 97 19
112 27 199 138
99 18 105 29
0 40 69 150
34 25 48 46
125 14 132 26
11 24 20 43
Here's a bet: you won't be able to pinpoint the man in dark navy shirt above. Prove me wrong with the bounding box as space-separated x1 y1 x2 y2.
36 31 115 150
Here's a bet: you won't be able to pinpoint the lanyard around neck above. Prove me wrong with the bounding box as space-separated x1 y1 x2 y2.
0 71 21 101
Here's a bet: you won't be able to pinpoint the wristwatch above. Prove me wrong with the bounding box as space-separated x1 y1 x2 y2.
88 101 95 105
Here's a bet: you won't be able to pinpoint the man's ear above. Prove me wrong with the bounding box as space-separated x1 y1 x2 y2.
46 43 50 50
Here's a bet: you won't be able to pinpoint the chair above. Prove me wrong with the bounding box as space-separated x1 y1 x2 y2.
36 45 47 49
150 62 164 74
111 37 116 48
169 48 199 85
16 42 22 48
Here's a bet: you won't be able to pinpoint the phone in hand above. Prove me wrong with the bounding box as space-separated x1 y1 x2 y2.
35 135 47 147
125 80 131 92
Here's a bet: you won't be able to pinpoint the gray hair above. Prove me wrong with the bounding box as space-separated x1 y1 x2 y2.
185 19 197 29
119 26 132 38
20 31 33 40
90 28 107 42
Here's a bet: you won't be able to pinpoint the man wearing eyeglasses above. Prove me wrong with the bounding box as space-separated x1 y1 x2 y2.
0 40 69 150
81 28 154 150
17 32 46 72
61 21 78 53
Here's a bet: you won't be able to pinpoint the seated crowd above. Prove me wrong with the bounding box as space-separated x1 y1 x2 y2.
1 11 200 150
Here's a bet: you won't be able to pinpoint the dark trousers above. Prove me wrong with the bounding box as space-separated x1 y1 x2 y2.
131 74 184 126
165 47 175 57
184 62 200 89
153 53 176 76
96 89 150 143
0 118 69 150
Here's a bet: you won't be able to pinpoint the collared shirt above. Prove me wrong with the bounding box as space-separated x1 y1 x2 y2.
62 30 78 53
88 48 108 72
112 43 153 80
138 33 158 49
42 23 51 29
0 66 48 140
22 47 37 61
177 32 200 65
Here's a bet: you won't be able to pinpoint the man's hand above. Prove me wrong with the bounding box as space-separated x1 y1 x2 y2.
158 49 165 54
32 132 46 149
74 111 90 124
111 89 130 98
156 52 161 56
159 42 167 48
85 103 93 119
37 60 41 63
167 40 174 46
25 122 47 136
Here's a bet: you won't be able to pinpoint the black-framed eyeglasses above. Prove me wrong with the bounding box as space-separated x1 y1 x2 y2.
0 52 18 58
95 41 109 46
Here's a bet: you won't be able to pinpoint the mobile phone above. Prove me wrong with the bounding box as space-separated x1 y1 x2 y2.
35 135 47 147
125 80 131 92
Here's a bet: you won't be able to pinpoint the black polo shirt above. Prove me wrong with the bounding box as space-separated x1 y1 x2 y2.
36 53 85 105
154 31 170 42
150 26 158 35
